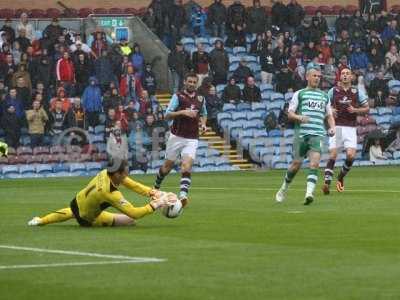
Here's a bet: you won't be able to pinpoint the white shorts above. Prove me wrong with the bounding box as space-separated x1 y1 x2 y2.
165 133 198 161
328 126 357 150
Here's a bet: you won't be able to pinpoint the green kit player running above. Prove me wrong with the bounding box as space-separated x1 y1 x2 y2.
275 65 336 205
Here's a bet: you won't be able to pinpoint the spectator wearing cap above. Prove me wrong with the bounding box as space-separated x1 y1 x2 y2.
275 64 296 94
207 0 227 38
350 44 370 72
0 18 15 44
286 0 305 29
26 100 49 147
233 58 253 84
16 13 34 41
242 76 261 103
209 40 229 86
222 77 241 104
82 76 102 128
43 18 64 44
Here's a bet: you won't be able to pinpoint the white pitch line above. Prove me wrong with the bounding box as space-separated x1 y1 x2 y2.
0 245 165 262
0 260 162 270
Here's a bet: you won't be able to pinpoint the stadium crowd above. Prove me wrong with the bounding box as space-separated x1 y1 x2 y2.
0 0 400 171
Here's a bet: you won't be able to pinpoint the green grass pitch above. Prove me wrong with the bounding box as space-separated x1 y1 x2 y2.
0 167 400 300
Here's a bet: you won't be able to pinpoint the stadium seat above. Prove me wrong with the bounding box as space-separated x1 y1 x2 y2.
331 5 345 14
388 80 400 94
223 103 237 113
253 129 268 138
345 5 358 14
85 162 103 173
245 119 262 130
304 6 317 15
3 165 20 178
217 112 232 122
377 107 393 116
19 165 36 177
68 163 87 176
33 146 50 156
317 6 332 15
271 92 285 102
261 91 272 101
108 7 124 14
0 9 14 18
247 111 264 121
251 102 267 112
237 102 251 112
30 9 46 18
229 55 241 64
93 8 108 14
233 47 246 56
232 112 247 122
124 7 138 15
36 164 53 176
46 8 61 18
17 146 32 156
229 63 239 72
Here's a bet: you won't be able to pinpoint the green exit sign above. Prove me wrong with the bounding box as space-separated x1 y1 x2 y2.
99 18 126 27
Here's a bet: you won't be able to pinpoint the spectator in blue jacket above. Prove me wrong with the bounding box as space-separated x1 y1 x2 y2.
191 6 207 37
350 44 370 72
3 88 24 119
82 77 102 128
381 20 399 43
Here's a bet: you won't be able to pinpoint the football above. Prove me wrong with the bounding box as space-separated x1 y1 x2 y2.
161 193 183 218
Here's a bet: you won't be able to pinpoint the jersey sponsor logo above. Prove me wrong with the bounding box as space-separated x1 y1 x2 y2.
338 96 352 105
306 100 324 111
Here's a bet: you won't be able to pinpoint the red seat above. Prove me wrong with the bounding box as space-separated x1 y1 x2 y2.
93 8 108 15
0 9 15 19
109 8 124 15
79 8 93 18
264 6 272 16
93 153 108 162
7 147 17 157
50 145 66 154
345 5 358 15
64 8 78 17
137 7 147 17
30 9 46 18
66 145 82 154
46 8 61 18
332 5 345 15
9 156 27 164
41 154 59 164
0 156 8 165
391 5 400 13
317 6 332 15
26 155 42 164
304 6 317 15
124 8 138 15
17 146 33 156
15 9 30 18
82 144 98 154
33 146 50 156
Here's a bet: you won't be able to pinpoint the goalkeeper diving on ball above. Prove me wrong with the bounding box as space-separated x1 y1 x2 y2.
28 157 177 227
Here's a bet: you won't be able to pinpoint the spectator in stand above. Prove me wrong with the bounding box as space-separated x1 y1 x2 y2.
0 18 15 44
317 38 332 64
233 58 253 84
385 45 399 68
67 98 85 129
56 51 75 94
82 77 102 128
94 50 116 93
275 64 296 94
142 63 157 100
142 114 157 151
278 102 291 130
50 87 71 112
272 39 287 70
1 54 16 89
260 43 275 84
365 13 379 33
312 10 328 35
227 0 246 28
106 120 129 160
131 43 145 78
321 57 337 89
115 105 129 133
222 77 241 103
15 77 31 110
295 19 312 45
335 10 350 35
226 24 246 48
391 56 400 80
138 90 159 116
16 13 34 41
168 42 191 93
381 20 399 44
105 107 116 138
143 7 157 34
49 99 68 143
271 0 288 30
207 0 227 38
368 47 385 69
91 30 108 59
26 100 49 147
15 28 31 53
3 88 24 120
1 102 21 149
120 64 143 104
350 44 370 72
250 34 267 56
286 0 305 30
169 0 187 47
103 87 123 113
303 41 319 64
191 6 207 37
247 0 267 35
369 71 389 98
127 111 143 134
209 40 229 86
43 18 64 44
369 139 387 162
205 85 222 133
70 39 93 60
192 43 210 86
35 56 52 90
242 76 261 103
74 53 92 96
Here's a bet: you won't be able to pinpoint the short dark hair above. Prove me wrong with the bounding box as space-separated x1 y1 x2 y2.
184 72 198 80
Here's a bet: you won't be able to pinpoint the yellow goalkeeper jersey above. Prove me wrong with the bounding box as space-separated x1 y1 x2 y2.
75 169 154 222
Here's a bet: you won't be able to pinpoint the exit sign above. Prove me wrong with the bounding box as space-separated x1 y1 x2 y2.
99 18 126 27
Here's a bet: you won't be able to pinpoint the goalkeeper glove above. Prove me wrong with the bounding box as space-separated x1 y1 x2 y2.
0 142 8 157
150 192 178 210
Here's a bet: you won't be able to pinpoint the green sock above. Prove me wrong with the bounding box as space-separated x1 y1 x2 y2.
282 170 297 190
306 169 319 196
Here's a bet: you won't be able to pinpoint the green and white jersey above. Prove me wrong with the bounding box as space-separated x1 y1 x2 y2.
288 88 332 137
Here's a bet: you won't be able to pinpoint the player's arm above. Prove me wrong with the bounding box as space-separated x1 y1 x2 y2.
121 176 157 198
165 94 197 120
200 99 208 133
288 91 309 123
325 102 336 136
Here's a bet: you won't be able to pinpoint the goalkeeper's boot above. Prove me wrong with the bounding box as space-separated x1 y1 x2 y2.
28 217 43 226
336 179 345 192
304 193 314 205
322 183 330 195
275 188 287 203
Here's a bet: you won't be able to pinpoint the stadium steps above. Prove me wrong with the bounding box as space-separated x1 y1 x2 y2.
157 93 256 170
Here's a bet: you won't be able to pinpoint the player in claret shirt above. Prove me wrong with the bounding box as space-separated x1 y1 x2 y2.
323 68 369 194
154 73 207 207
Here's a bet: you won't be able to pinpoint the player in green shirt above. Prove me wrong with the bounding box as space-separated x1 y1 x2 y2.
275 65 336 205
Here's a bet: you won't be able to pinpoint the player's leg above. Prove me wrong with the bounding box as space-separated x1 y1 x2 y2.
154 159 175 189
323 147 337 195
92 211 136 227
305 150 321 205
178 138 198 207
275 135 306 202
336 127 357 192
28 207 74 226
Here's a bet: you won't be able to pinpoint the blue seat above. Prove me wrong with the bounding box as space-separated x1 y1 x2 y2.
244 55 257 62
68 163 86 175
209 37 223 45
259 83 273 93
253 129 268 138
377 107 393 116
231 112 247 121
369 108 378 116
217 112 232 124
216 84 226 94
94 125 105 135
36 164 53 176
269 129 282 137
19 165 36 176
207 149 220 158
261 91 272 100
284 129 294 138
223 103 237 112
199 158 216 168
251 102 267 112
195 37 211 47
85 162 103 173
245 120 262 130
240 137 254 150
271 92 285 102
237 102 251 112
240 129 254 139
233 47 246 55
229 63 239 72
284 92 294 101
247 111 264 120
394 107 400 115
229 55 241 64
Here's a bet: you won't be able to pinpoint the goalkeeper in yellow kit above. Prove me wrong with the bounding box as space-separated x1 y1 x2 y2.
28 158 177 227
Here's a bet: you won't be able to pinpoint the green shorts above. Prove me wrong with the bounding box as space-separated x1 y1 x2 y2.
293 135 323 160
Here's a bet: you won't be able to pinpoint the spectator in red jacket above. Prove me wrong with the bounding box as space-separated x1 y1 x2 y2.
119 64 143 104
56 51 75 84
115 104 129 133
